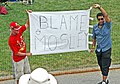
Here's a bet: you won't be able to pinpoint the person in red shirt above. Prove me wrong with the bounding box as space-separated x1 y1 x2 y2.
8 10 32 84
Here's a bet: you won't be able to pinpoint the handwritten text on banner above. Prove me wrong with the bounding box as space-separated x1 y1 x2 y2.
29 10 90 55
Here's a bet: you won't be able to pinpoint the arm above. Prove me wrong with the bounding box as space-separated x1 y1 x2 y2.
90 39 96 53
93 4 111 22
16 52 32 56
25 10 32 28
92 39 96 49
17 10 32 56
9 42 32 56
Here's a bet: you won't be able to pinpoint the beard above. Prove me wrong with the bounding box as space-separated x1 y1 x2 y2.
98 21 104 26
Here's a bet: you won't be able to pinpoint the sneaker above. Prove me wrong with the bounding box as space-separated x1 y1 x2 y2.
98 81 105 84
106 80 109 84
98 80 109 84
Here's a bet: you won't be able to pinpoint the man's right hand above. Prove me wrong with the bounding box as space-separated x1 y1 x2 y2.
26 10 32 13
93 4 101 9
26 52 32 56
90 48 95 53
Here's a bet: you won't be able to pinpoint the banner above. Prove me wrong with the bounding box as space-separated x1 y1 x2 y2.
29 10 90 55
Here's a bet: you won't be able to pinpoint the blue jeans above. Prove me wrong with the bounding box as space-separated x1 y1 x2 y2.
95 48 111 76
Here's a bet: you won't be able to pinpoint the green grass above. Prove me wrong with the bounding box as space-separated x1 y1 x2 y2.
0 0 120 76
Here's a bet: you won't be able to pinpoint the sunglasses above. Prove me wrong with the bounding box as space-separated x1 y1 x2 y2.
98 18 104 21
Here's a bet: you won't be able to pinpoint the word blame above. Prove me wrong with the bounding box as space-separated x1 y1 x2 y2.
29 10 90 55
39 14 88 31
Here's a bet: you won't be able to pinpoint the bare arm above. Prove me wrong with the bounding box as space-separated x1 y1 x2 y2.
90 39 96 53
93 4 111 22
25 10 32 28
16 52 32 56
92 39 96 48
25 19 29 28
16 10 33 56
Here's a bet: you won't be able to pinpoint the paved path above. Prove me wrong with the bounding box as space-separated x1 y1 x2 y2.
0 69 120 84
55 69 120 84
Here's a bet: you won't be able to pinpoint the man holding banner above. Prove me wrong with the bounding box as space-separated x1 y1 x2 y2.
91 4 112 84
8 10 32 84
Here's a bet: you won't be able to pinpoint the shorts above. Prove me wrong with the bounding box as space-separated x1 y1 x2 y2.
95 48 111 76
12 57 31 80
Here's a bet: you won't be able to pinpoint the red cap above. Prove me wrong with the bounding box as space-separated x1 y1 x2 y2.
10 22 20 30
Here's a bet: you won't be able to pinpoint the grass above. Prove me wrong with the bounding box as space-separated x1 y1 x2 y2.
0 0 120 76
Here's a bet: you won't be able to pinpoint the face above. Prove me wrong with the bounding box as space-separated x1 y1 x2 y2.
11 28 19 35
97 16 104 25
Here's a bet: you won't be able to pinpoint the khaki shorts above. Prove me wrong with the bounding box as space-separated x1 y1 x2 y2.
12 57 31 80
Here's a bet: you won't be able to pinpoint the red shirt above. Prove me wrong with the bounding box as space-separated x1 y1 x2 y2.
8 25 27 62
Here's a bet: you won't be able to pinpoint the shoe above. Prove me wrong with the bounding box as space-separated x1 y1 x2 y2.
98 80 109 84
106 80 109 84
98 81 105 84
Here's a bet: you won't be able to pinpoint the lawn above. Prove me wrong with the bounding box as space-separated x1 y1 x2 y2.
0 0 120 76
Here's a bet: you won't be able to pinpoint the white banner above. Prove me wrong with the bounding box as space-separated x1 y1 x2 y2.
29 10 90 55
